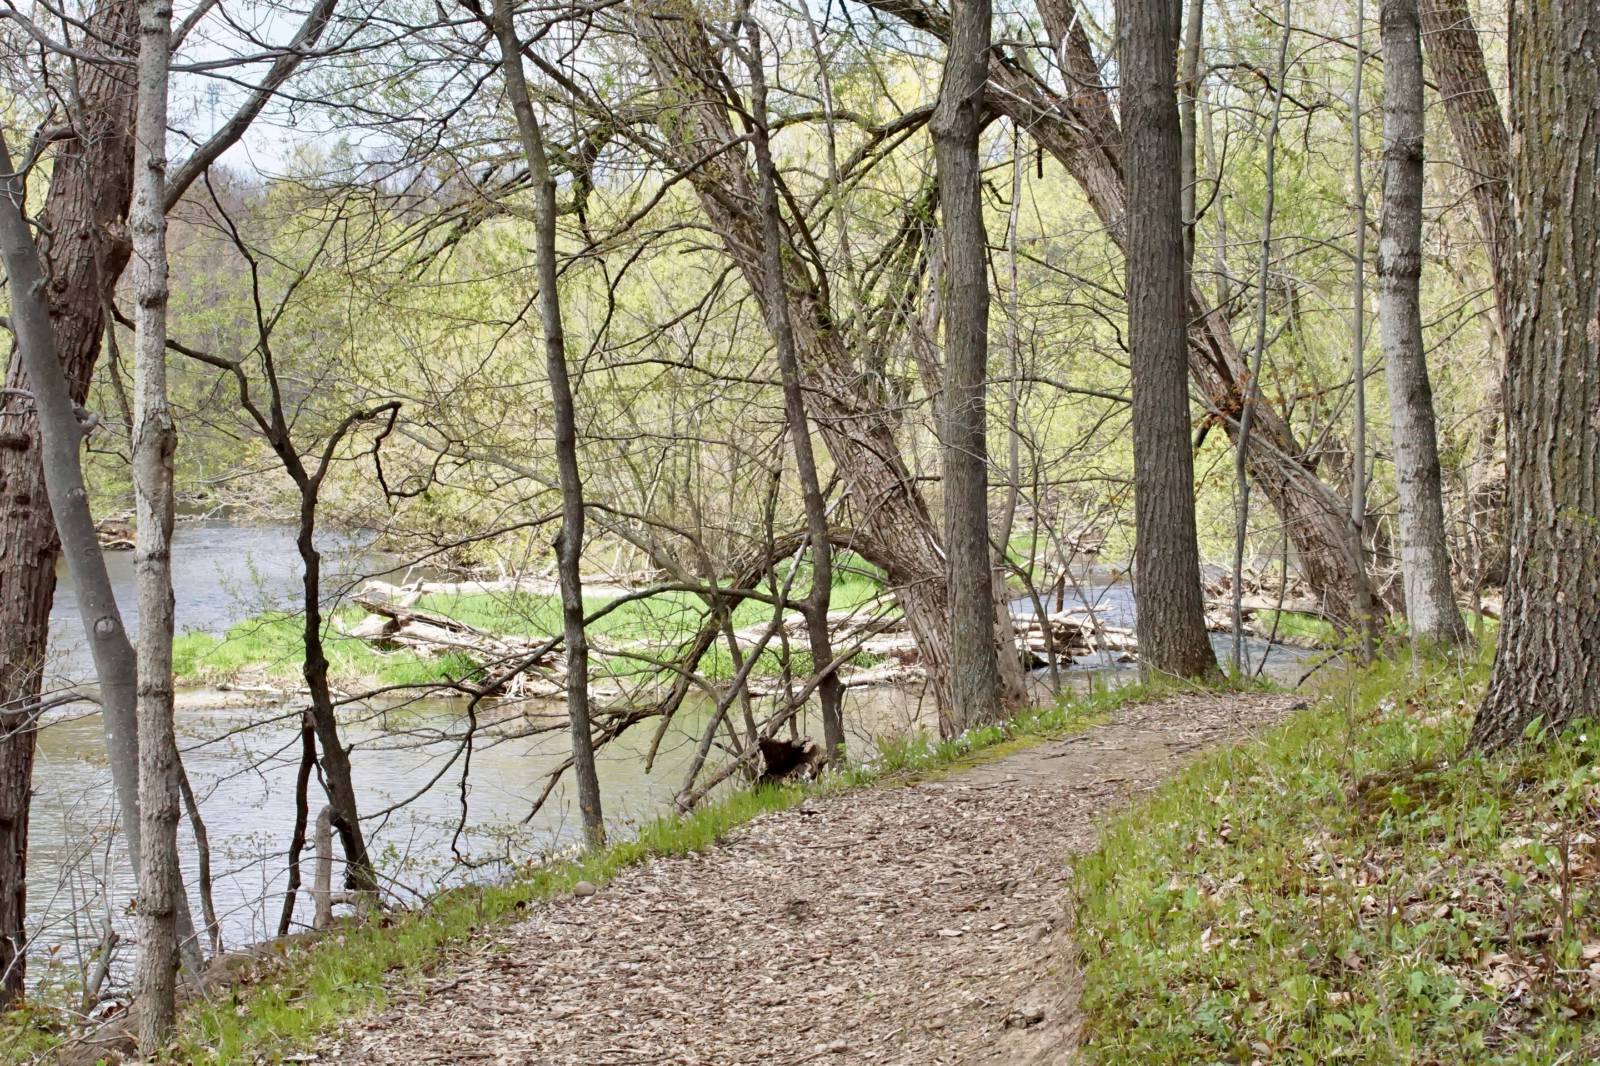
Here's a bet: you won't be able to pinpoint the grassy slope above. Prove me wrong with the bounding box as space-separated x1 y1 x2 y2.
171 567 889 690
1072 649 1600 1064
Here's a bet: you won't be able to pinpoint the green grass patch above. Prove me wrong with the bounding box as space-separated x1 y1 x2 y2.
1071 647 1600 1063
32 676 1162 1064
173 569 894 691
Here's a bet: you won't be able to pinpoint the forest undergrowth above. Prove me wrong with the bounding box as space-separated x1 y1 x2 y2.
1072 648 1600 1063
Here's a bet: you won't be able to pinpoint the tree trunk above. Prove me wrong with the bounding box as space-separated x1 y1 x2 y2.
296 508 380 893
1418 0 1510 321
490 0 605 845
1348 0 1378 661
0 0 139 1006
1119 0 1219 680
630 4 959 720
129 0 182 1046
741 12 848 758
864 0 1378 629
932 0 1007 730
1469 0 1599 749
1379 0 1468 646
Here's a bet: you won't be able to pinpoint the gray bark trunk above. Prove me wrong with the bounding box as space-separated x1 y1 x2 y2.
932 0 1007 730
129 0 182 1046
741 12 847 758
1470 0 1600 749
864 0 1379 631
1379 0 1468 646
1119 0 1219 680
629 4 959 721
490 0 605 845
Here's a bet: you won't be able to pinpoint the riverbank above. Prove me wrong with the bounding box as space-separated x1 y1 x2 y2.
14 679 1162 1063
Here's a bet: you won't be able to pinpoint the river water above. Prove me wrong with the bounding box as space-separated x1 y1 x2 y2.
27 522 1308 994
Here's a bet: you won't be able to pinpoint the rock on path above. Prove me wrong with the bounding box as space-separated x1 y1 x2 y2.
323 692 1302 1065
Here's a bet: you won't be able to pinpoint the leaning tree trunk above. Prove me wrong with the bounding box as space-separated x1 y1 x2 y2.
1418 0 1510 321
489 0 606 848
1469 0 1599 749
742 12 848 757
129 0 183 1046
1119 0 1218 680
0 0 140 1006
1378 0 1467 646
631 3 959 718
932 0 1008 731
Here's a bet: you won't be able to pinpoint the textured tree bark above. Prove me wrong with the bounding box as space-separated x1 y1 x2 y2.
129 0 182 1045
932 0 1007 730
0 0 334 1000
490 0 605 847
1379 0 1468 646
741 12 847 757
862 0 1377 629
1119 0 1218 679
630 4 958 720
0 0 139 1006
1469 0 1599 749
1418 0 1510 320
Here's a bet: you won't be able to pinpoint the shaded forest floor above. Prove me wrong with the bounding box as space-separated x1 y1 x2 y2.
316 692 1303 1065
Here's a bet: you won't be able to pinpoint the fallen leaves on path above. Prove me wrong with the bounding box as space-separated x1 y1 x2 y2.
323 692 1301 1065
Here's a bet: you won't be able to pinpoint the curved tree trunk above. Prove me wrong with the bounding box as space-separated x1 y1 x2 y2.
1120 0 1219 679
933 0 1007 730
0 0 139 1006
1469 0 1599 749
1379 0 1468 646
630 4 959 719
864 0 1378 629
741 12 849 757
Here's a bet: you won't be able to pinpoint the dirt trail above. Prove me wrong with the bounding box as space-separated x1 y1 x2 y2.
322 692 1303 1065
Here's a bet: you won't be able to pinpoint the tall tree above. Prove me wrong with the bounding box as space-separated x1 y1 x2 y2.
1119 0 1217 678
741 11 847 760
0 0 336 1000
1378 0 1467 646
863 0 1380 632
488 0 605 845
129 0 183 1045
932 0 1007 727
1469 0 1599 748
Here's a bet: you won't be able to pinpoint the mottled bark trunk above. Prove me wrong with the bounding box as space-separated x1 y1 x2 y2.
933 0 1007 730
130 0 182 1046
490 0 605 846
1379 0 1467 646
741 13 847 757
1470 0 1599 749
1119 0 1218 679
632 4 957 718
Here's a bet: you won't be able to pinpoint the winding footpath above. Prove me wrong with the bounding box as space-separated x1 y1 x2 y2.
322 692 1302 1065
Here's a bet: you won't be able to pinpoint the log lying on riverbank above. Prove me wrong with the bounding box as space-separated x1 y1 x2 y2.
346 595 571 698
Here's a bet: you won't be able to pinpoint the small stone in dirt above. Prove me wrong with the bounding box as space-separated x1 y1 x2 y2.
573 880 598 898
1004 1003 1047 1029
